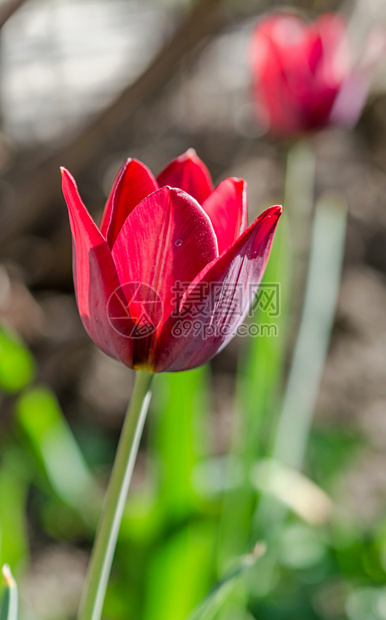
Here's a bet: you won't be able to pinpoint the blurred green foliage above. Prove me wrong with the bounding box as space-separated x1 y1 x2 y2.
0 566 18 620
0 327 35 394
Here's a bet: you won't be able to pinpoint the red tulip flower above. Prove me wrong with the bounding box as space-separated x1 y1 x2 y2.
250 12 382 136
61 150 281 372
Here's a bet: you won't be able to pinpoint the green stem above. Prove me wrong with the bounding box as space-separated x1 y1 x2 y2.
271 196 347 471
254 194 347 539
284 140 317 347
78 369 154 620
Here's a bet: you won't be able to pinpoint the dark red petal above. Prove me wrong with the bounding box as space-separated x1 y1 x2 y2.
111 186 218 341
152 205 282 372
61 168 135 366
250 12 353 135
202 178 248 255
250 15 307 135
100 158 158 247
157 149 214 205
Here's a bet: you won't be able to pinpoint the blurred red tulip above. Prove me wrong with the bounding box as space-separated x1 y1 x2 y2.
61 150 281 372
250 12 381 136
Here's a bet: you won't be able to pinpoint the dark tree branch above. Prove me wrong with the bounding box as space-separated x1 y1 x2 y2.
0 0 226 247
0 0 28 29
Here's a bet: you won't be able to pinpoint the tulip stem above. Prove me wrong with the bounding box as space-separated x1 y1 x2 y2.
78 369 154 620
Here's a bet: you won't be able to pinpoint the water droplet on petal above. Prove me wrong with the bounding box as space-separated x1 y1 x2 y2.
175 239 183 247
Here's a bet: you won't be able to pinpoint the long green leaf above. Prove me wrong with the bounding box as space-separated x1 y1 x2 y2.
252 194 348 595
0 325 35 394
143 521 216 620
150 367 210 520
15 387 100 523
0 566 18 620
186 543 266 620
270 194 348 472
218 214 290 572
0 450 29 570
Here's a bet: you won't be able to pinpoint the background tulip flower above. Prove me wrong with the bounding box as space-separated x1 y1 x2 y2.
250 12 382 137
61 150 281 373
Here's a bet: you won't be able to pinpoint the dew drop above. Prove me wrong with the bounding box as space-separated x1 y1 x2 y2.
175 239 183 247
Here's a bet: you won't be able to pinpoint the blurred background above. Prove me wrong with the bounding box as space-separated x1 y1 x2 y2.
0 0 386 618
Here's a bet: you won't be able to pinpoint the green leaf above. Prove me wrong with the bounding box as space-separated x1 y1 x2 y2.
0 325 35 393
218 213 290 572
0 565 18 620
143 521 217 620
15 387 100 523
0 450 29 570
238 211 291 459
270 194 348 473
186 543 266 620
252 194 348 595
151 367 210 520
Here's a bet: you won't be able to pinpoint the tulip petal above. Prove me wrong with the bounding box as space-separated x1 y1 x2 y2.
153 205 282 372
202 178 248 255
100 158 158 247
250 13 354 135
61 168 135 365
111 186 218 358
313 13 350 82
251 15 305 134
157 149 214 205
